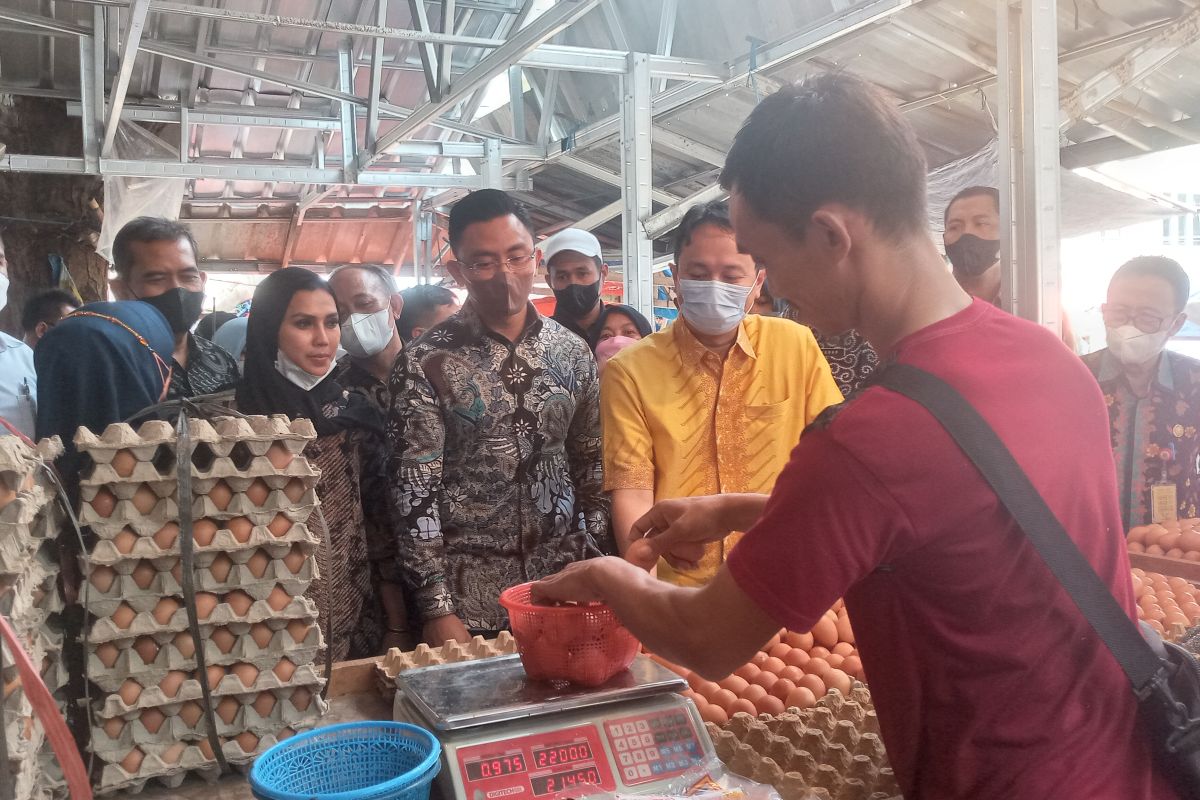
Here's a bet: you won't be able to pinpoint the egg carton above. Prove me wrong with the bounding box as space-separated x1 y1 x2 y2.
374 632 518 695
0 483 54 529
88 592 317 644
191 454 320 483
189 487 318 523
95 660 324 717
91 684 327 752
1 544 59 624
0 434 59 489
78 493 180 529
35 751 66 800
87 516 319 564
711 687 898 800
9 756 40 800
75 420 176 465
93 729 292 795
87 620 321 693
198 415 317 455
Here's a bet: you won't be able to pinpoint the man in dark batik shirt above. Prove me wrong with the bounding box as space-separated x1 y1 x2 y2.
387 190 610 646
110 217 238 400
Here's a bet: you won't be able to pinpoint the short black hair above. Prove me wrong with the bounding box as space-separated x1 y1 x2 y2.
112 216 199 280
1111 256 1191 313
21 289 79 333
673 200 734 263
397 284 457 341
720 72 928 239
447 189 534 253
944 186 1000 224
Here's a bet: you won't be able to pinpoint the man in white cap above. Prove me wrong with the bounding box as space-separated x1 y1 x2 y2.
541 228 609 343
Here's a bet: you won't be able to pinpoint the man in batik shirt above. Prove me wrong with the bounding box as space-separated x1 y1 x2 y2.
387 189 610 645
1083 255 1200 528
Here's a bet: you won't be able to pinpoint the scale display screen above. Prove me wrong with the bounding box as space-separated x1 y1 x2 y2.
530 766 604 796
532 743 593 769
465 753 528 781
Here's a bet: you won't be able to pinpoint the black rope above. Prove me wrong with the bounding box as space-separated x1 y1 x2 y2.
312 504 335 701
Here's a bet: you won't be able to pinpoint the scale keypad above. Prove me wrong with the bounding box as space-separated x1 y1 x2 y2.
604 709 702 785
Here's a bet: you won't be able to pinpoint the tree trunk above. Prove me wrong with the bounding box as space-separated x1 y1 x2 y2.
0 96 105 336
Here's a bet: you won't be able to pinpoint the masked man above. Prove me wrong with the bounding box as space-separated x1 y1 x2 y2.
111 217 238 400
1083 256 1200 527
601 200 842 585
542 228 608 342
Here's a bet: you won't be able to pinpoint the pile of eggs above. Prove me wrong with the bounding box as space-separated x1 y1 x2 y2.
74 417 325 791
1127 519 1200 560
1132 568 1200 640
660 602 862 725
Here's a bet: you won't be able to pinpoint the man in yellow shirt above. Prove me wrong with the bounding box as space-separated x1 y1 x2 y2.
602 200 843 585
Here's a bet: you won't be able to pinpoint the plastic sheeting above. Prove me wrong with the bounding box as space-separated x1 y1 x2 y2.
95 123 186 265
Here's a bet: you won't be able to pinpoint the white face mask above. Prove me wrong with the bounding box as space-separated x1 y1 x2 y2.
275 349 337 391
677 278 753 336
0 273 9 313
1106 324 1172 367
339 307 395 358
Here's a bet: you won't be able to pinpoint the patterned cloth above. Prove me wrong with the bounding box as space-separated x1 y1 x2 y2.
386 303 610 630
602 315 843 585
812 329 880 397
1083 348 1200 528
167 333 239 400
336 358 392 414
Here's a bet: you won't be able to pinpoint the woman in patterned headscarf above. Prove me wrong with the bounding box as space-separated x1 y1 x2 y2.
236 267 409 660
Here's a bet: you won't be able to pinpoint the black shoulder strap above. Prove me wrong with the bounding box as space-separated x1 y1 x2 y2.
877 363 1163 692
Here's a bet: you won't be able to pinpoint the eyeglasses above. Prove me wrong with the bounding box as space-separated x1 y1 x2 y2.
456 253 537 277
68 310 173 387
1100 304 1170 335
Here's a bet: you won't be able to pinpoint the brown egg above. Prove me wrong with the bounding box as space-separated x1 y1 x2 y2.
835 613 855 645
90 565 117 593
194 593 219 620
250 623 274 649
0 482 15 510
742 684 768 705
718 675 749 695
770 678 797 702
252 692 278 717
199 664 225 689
783 630 814 650
283 479 307 503
111 450 138 478
826 654 845 669
779 665 804 684
131 485 159 514
152 522 179 550
809 646 831 660
842 655 863 679
208 553 234 583
208 481 233 510
812 616 839 649
266 443 294 469
831 641 855 657
161 742 186 765
698 702 729 725
273 659 296 682
277 728 296 741
158 671 187 699
291 686 313 711
806 657 832 680
784 648 810 669
232 663 260 688
246 550 271 579
751 671 779 693
113 528 139 554
178 701 203 727
216 696 241 724
729 699 757 716
117 679 142 706
226 590 254 616
761 656 786 676
119 747 144 774
245 479 270 507
267 586 292 611
197 738 215 761
193 518 218 547
101 716 125 739
228 516 254 544
90 488 117 518
710 688 737 711
95 642 120 668
132 636 160 666
169 560 183 583
139 708 166 734
785 686 818 710
131 560 158 590
768 642 791 660
797 674 826 698
282 546 307 574
267 514 293 538
111 603 136 630
755 694 785 716
826 669 853 696
236 731 259 754
733 663 759 682
173 631 196 658
211 627 237 654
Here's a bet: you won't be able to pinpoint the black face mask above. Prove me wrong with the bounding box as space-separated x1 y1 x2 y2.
945 234 1001 278
138 287 205 334
553 280 601 320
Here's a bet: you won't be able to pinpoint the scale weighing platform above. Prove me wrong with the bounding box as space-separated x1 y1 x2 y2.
394 654 717 800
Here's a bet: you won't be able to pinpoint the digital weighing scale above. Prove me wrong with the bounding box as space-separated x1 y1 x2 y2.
394 655 717 800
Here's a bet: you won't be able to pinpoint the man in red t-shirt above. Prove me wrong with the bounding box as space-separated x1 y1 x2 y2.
533 73 1175 799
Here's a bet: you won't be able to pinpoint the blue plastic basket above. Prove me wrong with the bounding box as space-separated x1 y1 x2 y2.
250 722 442 800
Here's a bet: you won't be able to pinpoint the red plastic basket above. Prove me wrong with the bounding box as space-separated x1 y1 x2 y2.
499 583 639 687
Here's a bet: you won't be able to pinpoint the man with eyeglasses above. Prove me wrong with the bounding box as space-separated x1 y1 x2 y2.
387 189 611 646
1083 256 1200 527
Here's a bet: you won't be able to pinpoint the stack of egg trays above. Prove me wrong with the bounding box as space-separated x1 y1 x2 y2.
75 416 329 794
0 435 68 800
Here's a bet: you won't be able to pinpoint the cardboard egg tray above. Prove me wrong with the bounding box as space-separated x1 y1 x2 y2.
709 685 899 800
86 620 321 693
88 517 318 565
374 633 519 695
87 587 317 644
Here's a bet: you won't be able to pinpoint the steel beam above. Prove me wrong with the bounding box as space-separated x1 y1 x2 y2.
1061 6 1200 128
600 0 628 50
483 138 502 188
554 198 621 234
654 0 679 93
643 183 726 240
519 45 726 81
0 7 88 36
560 155 677 206
437 0 455 98
78 33 102 172
621 52 654 320
509 66 526 141
408 0 443 100
996 0 1061 334
337 41 358 182
366 0 389 152
651 127 725 167
100 0 151 156
363 0 601 167
536 69 560 145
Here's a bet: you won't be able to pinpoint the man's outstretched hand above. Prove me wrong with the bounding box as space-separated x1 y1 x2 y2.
624 494 768 572
532 557 625 605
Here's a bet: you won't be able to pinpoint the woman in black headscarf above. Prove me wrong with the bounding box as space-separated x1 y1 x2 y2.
236 268 407 660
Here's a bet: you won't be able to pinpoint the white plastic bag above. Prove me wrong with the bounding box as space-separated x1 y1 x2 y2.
96 122 186 265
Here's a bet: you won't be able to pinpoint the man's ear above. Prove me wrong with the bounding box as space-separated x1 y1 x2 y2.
600 262 609 282
445 260 467 288
1171 311 1188 337
35 321 50 341
390 293 404 318
110 276 133 300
